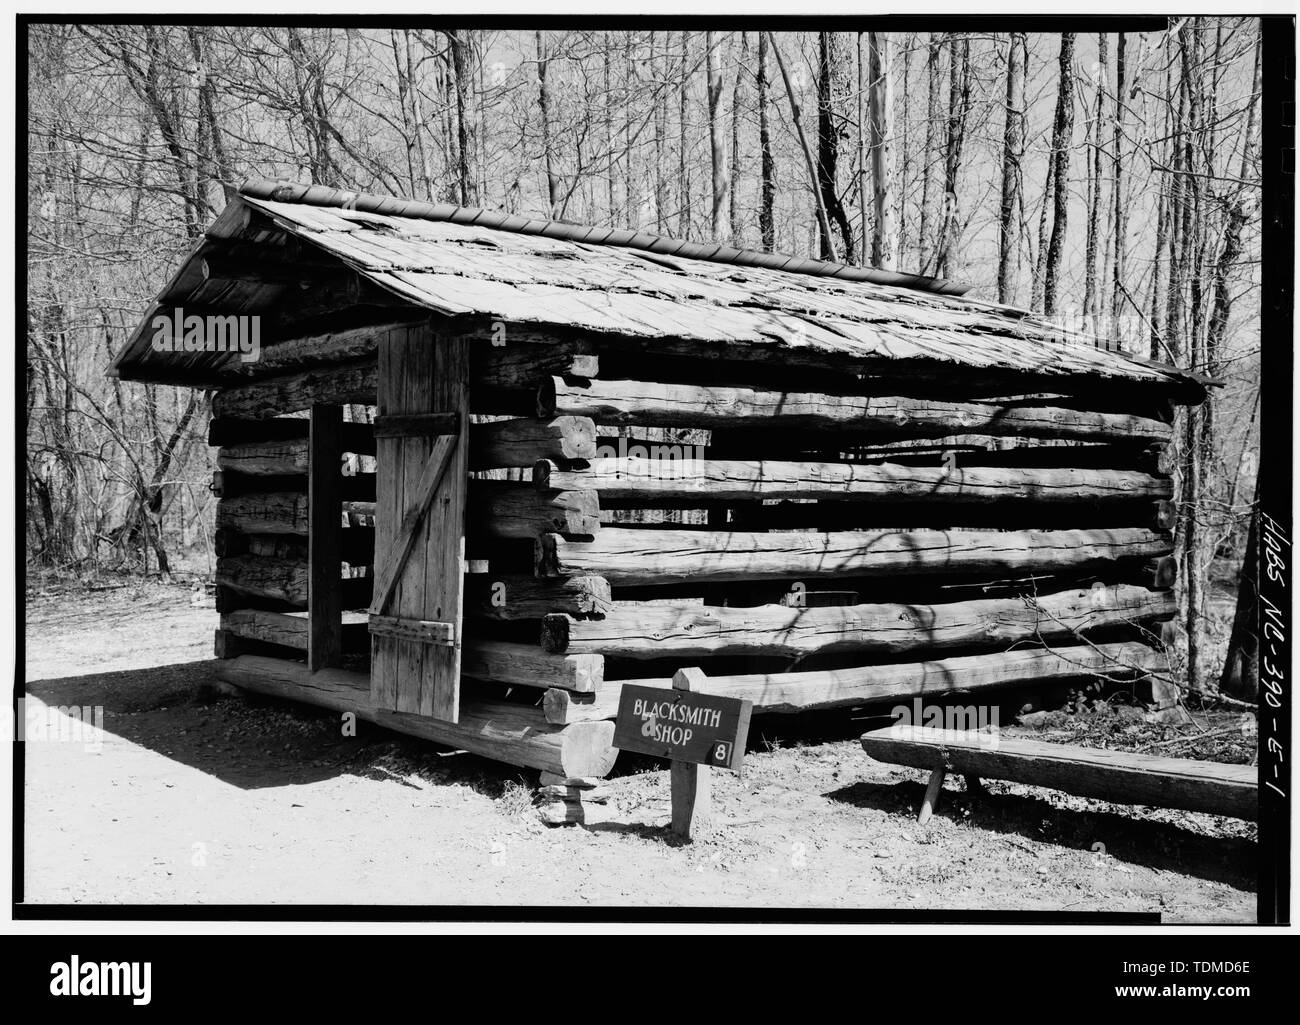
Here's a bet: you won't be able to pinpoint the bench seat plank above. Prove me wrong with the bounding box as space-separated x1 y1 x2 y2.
861 725 1256 821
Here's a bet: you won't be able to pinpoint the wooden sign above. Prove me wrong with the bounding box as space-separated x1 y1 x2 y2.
614 677 752 771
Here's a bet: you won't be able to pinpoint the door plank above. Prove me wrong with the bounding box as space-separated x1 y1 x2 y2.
371 322 468 723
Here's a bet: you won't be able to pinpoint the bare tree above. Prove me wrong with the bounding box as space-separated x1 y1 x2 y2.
1083 34 1108 329
729 32 747 246
705 31 729 242
868 32 896 269
1109 32 1128 340
918 34 942 271
931 32 971 278
757 31 775 251
768 32 837 261
1042 32 1077 318
816 32 855 260
678 31 691 239
535 32 560 217
997 32 1026 305
446 29 473 205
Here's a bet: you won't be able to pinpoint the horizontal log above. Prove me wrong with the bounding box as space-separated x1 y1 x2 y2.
217 493 308 534
244 320 597 389
216 441 377 477
216 555 371 608
543 641 1166 723
536 458 1171 505
464 574 612 620
1152 499 1176 531
213 361 377 419
470 482 599 539
279 275 411 321
503 324 1207 405
213 471 376 502
471 338 598 389
201 253 343 290
461 641 604 693
221 608 369 650
470 416 597 469
633 433 1170 477
1145 443 1175 476
215 528 374 565
861 725 1256 821
694 499 1172 532
539 377 1173 443
216 494 376 535
251 319 425 375
538 527 1173 585
215 655 617 778
217 416 598 475
837 439 1158 472
213 628 247 659
221 613 592 689
541 584 1175 658
208 416 376 453
226 323 596 391
1144 556 1178 590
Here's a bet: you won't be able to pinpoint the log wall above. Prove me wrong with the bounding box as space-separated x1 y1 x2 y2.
210 315 1187 776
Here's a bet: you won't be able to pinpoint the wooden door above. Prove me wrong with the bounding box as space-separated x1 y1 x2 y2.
369 321 468 722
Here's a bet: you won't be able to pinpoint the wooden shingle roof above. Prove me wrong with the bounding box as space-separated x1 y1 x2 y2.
112 179 1209 399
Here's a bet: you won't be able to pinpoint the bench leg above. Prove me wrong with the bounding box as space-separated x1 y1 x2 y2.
918 767 946 824
964 773 985 797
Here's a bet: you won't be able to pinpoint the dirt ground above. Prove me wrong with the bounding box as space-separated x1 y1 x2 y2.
21 580 1257 919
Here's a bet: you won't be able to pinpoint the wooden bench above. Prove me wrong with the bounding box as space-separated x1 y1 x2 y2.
861 725 1257 823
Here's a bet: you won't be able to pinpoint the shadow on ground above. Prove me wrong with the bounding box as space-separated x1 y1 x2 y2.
25 661 539 797
825 777 1256 890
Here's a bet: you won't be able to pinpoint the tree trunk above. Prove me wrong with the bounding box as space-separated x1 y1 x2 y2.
603 38 615 222
816 32 855 260
932 33 971 278
998 32 1026 305
1110 32 1128 342
652 32 667 233
757 32 776 251
898 38 912 267
1083 34 1108 330
705 31 729 242
1179 21 1205 696
1043 32 1077 318
868 32 896 269
625 34 639 227
446 29 473 206
919 34 942 271
729 32 747 246
678 32 691 239
769 33 837 261
535 32 560 218
1220 501 1260 699
858 33 870 264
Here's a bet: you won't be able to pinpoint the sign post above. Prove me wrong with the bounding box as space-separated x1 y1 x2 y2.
613 667 753 841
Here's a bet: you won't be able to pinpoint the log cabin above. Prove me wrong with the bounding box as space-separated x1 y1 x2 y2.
110 179 1211 781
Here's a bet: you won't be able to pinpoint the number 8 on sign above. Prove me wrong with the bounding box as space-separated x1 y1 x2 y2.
709 741 732 766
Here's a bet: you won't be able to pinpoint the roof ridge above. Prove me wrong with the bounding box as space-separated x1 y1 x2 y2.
238 178 971 297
